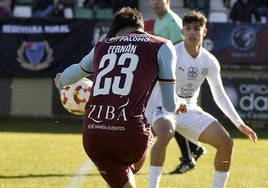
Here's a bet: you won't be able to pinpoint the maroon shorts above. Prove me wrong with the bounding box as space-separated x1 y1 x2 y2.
83 127 151 187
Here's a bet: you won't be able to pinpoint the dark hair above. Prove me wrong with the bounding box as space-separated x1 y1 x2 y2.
106 7 144 38
182 10 207 26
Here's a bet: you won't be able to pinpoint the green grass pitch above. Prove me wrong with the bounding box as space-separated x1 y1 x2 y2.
0 117 267 188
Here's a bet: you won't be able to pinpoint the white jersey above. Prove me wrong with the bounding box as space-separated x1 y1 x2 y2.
146 42 244 128
175 41 219 105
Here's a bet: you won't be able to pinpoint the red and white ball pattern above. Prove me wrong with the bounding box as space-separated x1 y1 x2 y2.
60 78 93 115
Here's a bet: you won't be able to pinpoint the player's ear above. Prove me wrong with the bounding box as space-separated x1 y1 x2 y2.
203 28 207 37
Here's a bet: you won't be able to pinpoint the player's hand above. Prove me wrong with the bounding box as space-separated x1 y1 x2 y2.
54 73 62 89
176 104 187 114
238 124 258 143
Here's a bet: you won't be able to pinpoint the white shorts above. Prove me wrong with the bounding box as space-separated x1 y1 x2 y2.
149 104 216 144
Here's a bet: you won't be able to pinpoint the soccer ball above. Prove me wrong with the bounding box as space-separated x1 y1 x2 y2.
60 78 93 115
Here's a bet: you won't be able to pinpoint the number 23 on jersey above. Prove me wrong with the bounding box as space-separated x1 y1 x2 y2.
93 53 139 96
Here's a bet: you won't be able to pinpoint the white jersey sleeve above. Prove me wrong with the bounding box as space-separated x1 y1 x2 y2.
145 40 180 123
157 40 176 81
58 48 94 89
206 55 244 127
157 40 177 112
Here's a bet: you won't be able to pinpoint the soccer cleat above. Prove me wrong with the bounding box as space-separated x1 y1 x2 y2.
169 158 196 174
192 146 206 161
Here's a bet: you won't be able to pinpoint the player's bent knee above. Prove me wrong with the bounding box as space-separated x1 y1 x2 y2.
219 136 234 151
156 133 173 145
156 127 174 141
153 118 175 137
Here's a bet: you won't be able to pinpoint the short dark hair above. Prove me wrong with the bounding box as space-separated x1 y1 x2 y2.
182 10 207 26
106 7 144 38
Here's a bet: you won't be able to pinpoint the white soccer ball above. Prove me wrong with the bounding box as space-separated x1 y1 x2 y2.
60 78 93 115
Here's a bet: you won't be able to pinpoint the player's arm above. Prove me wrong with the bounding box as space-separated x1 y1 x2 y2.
157 40 186 113
207 61 243 127
207 59 257 142
55 48 95 90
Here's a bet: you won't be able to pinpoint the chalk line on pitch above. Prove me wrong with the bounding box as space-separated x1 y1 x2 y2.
65 160 95 188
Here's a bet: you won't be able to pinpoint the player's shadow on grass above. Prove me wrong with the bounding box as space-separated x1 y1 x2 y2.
0 172 150 179
0 173 100 179
1 117 267 138
0 117 83 134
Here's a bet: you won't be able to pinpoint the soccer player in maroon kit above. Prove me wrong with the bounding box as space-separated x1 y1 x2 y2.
54 7 186 188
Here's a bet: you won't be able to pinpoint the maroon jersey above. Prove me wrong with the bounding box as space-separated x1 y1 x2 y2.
84 31 168 136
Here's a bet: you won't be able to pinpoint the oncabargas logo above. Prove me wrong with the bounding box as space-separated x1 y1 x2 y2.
231 27 256 51
17 41 53 70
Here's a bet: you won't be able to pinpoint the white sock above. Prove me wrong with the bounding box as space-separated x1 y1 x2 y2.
149 166 162 188
212 171 230 188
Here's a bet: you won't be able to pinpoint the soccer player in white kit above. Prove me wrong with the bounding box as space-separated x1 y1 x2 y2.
146 10 258 188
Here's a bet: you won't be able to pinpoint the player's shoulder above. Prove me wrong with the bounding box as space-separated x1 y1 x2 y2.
200 47 221 70
167 9 182 20
159 10 181 24
201 47 218 62
167 10 182 25
174 41 184 51
148 32 169 44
